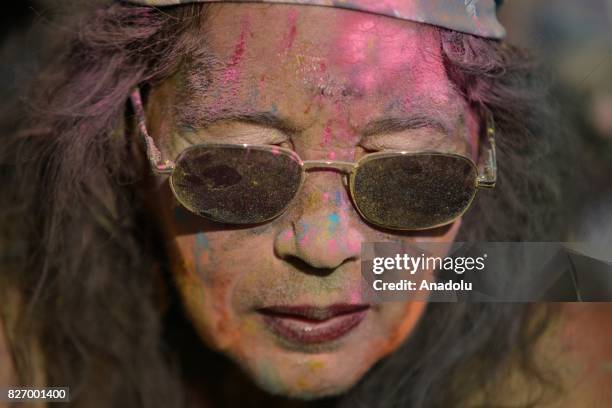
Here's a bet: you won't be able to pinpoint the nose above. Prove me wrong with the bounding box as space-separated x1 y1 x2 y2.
274 172 364 271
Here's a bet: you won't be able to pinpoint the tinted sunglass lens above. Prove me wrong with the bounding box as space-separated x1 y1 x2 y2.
171 146 302 224
352 154 478 230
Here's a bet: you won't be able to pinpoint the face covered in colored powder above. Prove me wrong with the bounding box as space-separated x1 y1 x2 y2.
146 3 480 399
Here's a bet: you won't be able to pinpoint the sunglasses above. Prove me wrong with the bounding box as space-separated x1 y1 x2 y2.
130 88 496 231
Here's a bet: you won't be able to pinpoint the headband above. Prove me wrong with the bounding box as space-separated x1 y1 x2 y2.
124 0 506 39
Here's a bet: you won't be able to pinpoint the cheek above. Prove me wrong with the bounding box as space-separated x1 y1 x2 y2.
371 220 462 356
171 232 253 351
375 301 428 357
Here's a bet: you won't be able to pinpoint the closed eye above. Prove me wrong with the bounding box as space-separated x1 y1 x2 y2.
360 131 469 156
179 122 290 147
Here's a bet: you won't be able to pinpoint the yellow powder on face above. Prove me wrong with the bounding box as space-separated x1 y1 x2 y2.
308 360 325 372
301 189 322 212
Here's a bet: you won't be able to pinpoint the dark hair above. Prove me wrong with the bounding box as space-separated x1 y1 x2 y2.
0 3 569 407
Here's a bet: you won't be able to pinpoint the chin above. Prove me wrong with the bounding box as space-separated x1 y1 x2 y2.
249 367 361 400
230 345 372 401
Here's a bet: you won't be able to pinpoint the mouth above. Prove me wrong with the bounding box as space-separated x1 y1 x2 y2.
257 304 370 344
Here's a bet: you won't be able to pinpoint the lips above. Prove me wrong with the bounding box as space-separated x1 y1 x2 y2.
258 304 369 344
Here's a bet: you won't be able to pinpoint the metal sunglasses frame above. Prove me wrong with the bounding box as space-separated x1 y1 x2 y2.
129 88 497 230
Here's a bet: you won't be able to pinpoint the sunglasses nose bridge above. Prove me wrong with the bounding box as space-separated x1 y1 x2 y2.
301 160 355 190
301 160 356 173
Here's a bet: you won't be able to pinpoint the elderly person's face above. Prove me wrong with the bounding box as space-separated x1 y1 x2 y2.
146 3 478 399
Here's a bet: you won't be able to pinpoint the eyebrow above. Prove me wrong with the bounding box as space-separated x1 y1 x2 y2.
360 115 452 138
180 111 455 141
179 111 301 135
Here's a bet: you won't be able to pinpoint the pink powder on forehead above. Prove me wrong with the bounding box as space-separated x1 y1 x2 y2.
328 13 421 94
222 17 251 85
347 0 420 14
321 120 333 146
278 10 299 54
207 16 251 116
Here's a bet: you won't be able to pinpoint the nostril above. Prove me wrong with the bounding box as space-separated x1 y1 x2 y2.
281 254 357 276
283 255 336 276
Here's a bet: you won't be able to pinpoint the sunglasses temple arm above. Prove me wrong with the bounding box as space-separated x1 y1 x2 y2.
476 117 497 189
129 88 175 175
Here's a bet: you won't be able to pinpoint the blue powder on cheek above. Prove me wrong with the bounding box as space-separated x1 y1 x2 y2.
195 233 210 251
192 233 210 277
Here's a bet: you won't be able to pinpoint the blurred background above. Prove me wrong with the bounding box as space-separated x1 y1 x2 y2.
1 0 611 244
499 0 612 246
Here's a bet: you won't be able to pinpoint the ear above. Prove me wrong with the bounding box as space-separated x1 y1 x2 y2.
134 77 183 184
109 94 149 180
145 78 181 150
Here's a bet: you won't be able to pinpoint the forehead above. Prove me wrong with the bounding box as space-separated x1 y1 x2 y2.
193 4 460 125
205 3 437 64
